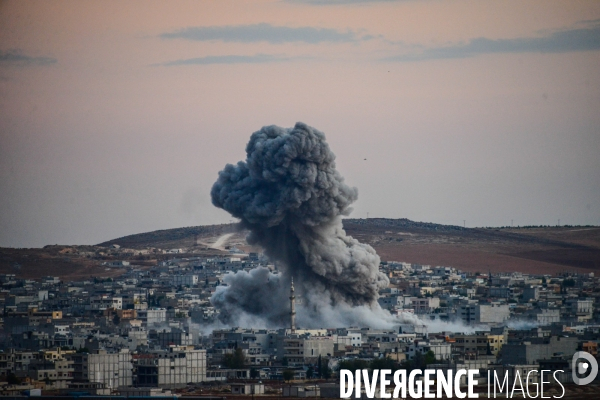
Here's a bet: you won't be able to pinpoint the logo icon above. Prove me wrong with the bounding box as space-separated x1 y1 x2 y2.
572 351 598 385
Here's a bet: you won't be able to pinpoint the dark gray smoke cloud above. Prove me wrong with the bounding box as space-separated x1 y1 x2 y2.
210 122 389 327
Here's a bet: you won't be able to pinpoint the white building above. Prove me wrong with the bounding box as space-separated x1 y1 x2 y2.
135 346 206 389
171 275 198 287
410 297 441 314
138 308 167 326
87 296 123 311
68 349 133 389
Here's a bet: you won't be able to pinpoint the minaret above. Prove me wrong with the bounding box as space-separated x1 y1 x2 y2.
290 277 296 333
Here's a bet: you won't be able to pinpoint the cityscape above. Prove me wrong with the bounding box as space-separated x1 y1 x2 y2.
1 1 599 399
0 236 598 398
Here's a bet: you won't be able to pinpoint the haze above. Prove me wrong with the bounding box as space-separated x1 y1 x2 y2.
1 0 599 248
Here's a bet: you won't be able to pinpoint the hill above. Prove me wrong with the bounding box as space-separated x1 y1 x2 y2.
99 218 600 276
1 219 599 281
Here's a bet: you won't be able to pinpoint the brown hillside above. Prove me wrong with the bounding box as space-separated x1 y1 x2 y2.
1 219 598 281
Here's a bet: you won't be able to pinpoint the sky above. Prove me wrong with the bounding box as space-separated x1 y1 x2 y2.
1 0 599 248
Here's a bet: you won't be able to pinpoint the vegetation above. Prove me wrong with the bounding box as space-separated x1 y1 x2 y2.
337 358 370 371
317 355 332 379
223 347 246 369
563 278 576 287
484 224 597 229
7 373 21 385
282 369 294 382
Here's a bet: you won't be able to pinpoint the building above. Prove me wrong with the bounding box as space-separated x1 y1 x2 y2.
171 275 198 287
134 346 206 389
525 308 560 324
406 339 451 361
279 336 334 366
522 286 540 302
453 333 506 357
456 303 511 325
87 296 123 311
476 304 510 324
138 308 167 326
501 336 578 365
154 328 193 348
68 349 133 389
565 299 594 322
411 297 440 314
231 383 265 395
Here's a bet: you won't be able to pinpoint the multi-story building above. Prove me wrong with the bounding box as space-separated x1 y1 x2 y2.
154 328 193 348
134 346 206 389
172 275 198 287
522 286 540 302
411 297 440 314
278 336 334 366
87 296 123 311
138 308 167 326
68 349 133 389
565 298 593 322
477 304 510 324
501 336 578 365
453 333 506 357
406 339 451 361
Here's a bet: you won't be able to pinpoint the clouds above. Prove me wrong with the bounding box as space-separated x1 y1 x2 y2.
160 23 359 44
386 22 600 62
0 49 57 66
158 54 289 66
157 22 369 66
157 19 600 68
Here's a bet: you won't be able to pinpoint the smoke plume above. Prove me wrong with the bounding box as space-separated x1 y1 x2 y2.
210 122 389 327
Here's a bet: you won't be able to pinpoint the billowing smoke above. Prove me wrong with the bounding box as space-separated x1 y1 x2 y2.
210 122 390 327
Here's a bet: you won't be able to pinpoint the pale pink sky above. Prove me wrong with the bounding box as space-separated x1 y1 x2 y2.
1 0 599 247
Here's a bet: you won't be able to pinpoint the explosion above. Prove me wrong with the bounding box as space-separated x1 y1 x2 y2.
210 122 389 327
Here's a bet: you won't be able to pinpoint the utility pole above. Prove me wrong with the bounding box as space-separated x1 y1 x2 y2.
463 220 466 228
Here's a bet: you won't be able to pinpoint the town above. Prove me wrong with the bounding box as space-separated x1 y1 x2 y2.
0 243 598 398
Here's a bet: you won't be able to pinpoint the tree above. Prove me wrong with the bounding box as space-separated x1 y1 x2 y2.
322 364 332 380
424 350 436 365
317 355 322 378
306 366 314 379
283 369 294 382
7 373 20 385
338 359 369 372
223 347 245 368
370 357 399 371
317 356 332 380
563 278 576 287
405 351 427 371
